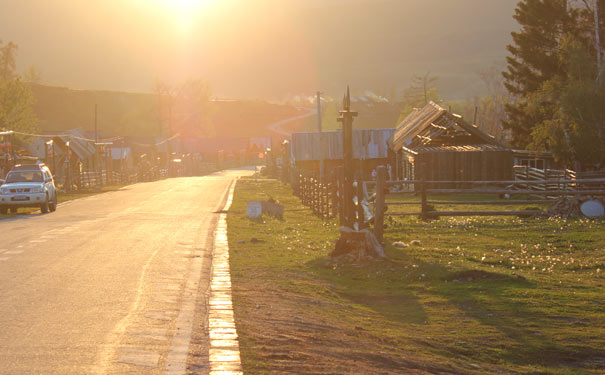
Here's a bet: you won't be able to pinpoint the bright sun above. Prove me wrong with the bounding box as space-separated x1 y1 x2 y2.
161 0 212 33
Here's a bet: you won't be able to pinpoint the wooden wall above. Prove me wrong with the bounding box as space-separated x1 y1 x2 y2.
413 150 514 187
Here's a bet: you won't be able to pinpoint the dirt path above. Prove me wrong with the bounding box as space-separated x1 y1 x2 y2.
267 109 316 137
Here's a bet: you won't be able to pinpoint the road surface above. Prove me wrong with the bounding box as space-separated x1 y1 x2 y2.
267 109 316 137
0 168 251 374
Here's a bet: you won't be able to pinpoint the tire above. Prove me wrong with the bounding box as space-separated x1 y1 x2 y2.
41 194 50 214
50 194 57 212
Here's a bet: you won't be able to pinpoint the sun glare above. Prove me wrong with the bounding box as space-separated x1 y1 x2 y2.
161 0 212 33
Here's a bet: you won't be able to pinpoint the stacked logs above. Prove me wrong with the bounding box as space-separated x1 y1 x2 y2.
544 196 605 218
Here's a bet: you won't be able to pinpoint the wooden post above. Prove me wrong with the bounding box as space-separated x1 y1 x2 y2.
338 167 345 226
374 166 386 244
338 87 358 228
420 175 428 220
356 179 364 230
66 141 72 194
331 172 339 219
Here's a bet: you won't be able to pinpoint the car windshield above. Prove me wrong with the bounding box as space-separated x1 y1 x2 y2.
6 171 43 183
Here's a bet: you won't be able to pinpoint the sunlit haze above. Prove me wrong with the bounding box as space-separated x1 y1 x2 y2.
1 0 518 98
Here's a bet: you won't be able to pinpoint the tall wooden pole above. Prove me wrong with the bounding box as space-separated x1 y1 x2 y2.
317 91 322 132
337 86 358 228
317 91 324 180
595 0 603 81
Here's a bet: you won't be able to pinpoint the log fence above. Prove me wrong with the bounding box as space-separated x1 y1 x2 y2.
368 174 605 223
286 163 605 244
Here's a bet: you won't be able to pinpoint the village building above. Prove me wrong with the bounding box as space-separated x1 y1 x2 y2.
291 128 395 180
388 102 513 185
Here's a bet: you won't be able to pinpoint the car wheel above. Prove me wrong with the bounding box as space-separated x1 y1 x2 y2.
41 194 50 214
50 194 57 212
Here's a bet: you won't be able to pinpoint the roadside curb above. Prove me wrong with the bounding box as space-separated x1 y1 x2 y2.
208 179 243 374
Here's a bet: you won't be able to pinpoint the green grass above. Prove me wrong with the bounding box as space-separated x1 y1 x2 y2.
228 178 605 374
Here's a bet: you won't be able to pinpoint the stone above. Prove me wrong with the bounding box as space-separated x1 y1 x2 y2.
393 241 409 248
410 240 422 246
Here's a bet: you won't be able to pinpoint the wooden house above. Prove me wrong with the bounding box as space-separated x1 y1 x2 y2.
388 102 513 184
291 128 395 180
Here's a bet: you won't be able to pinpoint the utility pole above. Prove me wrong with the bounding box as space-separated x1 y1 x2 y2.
316 91 322 132
595 0 603 81
337 86 358 228
95 104 101 185
317 91 324 180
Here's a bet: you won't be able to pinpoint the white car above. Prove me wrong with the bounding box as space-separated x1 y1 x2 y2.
0 164 57 214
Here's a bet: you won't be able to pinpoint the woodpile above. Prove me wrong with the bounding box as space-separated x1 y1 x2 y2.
544 196 605 218
330 227 386 263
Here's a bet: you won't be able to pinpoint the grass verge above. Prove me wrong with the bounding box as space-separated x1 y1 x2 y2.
228 178 605 374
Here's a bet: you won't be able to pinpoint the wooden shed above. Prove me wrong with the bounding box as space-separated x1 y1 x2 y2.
389 102 513 186
291 128 395 180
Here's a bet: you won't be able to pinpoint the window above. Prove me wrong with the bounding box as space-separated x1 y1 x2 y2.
519 159 544 170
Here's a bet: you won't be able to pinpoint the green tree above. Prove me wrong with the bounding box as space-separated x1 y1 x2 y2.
502 0 579 148
529 35 605 167
0 41 38 135
0 77 39 134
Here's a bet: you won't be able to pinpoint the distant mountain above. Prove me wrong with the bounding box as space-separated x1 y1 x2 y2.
29 84 305 139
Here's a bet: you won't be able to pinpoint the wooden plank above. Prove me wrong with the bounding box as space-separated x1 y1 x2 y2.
383 178 605 186
386 200 554 206
426 189 605 195
428 210 543 217
374 167 386 244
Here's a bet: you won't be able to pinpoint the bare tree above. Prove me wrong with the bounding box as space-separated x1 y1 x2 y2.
0 41 18 80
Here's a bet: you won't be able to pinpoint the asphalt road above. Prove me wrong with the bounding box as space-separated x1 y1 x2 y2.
0 168 252 374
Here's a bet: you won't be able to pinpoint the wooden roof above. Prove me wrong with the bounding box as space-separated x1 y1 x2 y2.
389 101 505 152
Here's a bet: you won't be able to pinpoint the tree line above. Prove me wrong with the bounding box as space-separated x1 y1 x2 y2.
504 0 605 169
396 1 604 171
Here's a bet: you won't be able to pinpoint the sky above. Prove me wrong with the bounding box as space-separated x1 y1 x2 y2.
0 0 519 99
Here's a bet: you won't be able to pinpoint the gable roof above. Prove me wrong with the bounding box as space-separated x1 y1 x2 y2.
388 101 505 152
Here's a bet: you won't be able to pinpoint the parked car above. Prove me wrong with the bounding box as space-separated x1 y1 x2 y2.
0 164 57 214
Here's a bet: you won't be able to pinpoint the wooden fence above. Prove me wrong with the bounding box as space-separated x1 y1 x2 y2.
285 164 605 243
513 166 577 193
291 169 337 220
365 169 605 242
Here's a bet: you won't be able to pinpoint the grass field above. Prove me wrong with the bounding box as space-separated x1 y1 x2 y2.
228 178 605 374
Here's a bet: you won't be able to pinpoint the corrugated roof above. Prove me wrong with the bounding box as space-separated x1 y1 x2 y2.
414 144 508 153
292 128 394 161
52 129 96 160
389 102 503 151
